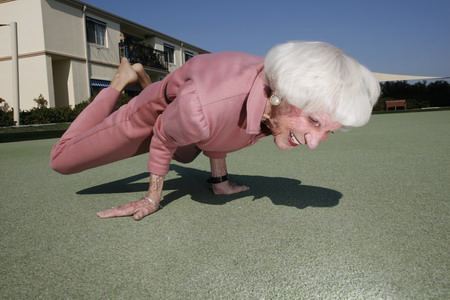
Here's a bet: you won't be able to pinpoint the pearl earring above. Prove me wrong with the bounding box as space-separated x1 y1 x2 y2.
269 94 282 106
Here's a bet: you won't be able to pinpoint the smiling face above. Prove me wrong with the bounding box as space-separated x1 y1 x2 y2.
264 101 342 150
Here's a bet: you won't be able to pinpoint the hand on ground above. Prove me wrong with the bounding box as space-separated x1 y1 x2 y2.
96 198 160 221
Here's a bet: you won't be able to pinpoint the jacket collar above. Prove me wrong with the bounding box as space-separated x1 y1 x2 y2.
245 70 270 134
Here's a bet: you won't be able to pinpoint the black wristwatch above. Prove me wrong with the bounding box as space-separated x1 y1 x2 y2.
207 174 228 184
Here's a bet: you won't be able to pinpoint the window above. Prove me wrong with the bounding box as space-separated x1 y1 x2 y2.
164 44 175 64
184 51 194 62
86 17 106 46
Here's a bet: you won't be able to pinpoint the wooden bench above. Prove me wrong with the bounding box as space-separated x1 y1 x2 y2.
386 100 407 111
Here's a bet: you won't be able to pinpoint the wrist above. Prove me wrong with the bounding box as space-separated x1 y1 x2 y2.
207 174 228 184
141 196 163 209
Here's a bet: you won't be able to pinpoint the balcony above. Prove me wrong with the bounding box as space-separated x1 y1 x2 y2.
119 41 168 71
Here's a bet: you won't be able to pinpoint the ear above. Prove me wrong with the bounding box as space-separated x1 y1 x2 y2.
287 104 303 117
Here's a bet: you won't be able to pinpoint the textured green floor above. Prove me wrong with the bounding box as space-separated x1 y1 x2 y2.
1 111 449 299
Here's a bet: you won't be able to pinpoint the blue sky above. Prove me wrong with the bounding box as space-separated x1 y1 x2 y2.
82 0 450 77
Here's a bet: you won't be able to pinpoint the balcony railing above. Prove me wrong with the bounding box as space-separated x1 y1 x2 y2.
119 41 168 71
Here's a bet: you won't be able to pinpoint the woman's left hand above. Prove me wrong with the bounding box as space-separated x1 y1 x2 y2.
97 174 165 221
209 158 248 195
212 181 249 195
96 198 160 220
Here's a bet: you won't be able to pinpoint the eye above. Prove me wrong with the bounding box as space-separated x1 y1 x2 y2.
308 117 320 127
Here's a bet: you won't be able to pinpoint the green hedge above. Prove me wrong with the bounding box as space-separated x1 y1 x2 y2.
20 106 76 125
376 80 450 111
0 94 131 127
0 110 15 127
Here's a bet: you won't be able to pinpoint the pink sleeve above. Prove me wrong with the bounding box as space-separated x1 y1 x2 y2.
148 80 210 175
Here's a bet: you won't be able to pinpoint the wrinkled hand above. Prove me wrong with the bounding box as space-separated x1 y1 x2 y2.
96 198 160 221
212 181 249 195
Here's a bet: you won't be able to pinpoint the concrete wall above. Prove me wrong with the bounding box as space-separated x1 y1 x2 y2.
0 0 46 55
42 0 90 107
20 55 54 109
42 0 85 58
0 0 47 110
90 62 116 82
69 59 89 105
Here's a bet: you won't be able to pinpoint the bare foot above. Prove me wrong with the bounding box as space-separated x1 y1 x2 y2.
132 63 152 89
110 58 139 92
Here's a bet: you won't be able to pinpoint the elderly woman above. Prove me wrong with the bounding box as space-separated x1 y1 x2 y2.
50 41 380 220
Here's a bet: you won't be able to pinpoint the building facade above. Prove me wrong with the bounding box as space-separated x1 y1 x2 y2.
0 0 208 110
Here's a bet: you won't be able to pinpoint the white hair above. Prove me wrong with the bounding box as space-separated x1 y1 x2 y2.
264 41 380 127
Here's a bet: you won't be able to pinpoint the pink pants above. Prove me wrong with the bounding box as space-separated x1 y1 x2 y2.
50 78 201 175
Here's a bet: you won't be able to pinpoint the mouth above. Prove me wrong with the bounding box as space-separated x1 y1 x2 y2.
289 131 300 146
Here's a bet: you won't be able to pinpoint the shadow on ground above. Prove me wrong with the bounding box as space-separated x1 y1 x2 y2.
0 130 66 143
77 164 342 209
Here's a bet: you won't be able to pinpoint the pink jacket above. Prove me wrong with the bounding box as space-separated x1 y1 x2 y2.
149 52 271 175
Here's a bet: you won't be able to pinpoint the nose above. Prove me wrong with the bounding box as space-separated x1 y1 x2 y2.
305 131 330 150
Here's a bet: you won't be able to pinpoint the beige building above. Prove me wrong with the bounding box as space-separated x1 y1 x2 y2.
0 0 208 110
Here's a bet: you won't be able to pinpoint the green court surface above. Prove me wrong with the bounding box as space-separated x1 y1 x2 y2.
1 111 449 299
